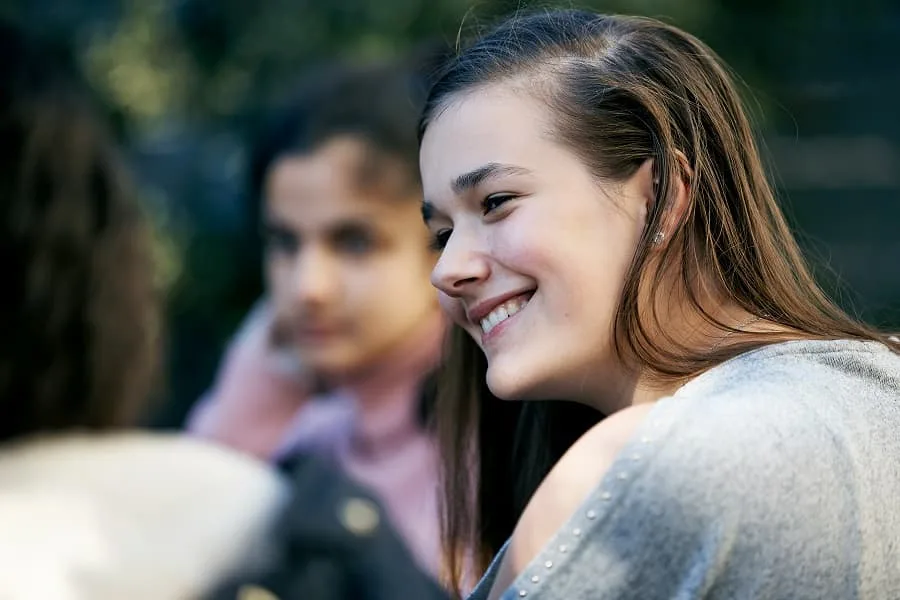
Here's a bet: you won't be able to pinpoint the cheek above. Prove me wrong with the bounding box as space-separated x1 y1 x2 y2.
490 216 557 278
493 208 637 314
265 256 292 299
346 252 434 310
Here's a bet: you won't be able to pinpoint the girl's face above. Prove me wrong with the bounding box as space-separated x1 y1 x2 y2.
264 137 438 379
420 86 654 404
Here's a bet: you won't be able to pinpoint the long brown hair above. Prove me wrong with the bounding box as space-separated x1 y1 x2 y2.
0 21 159 441
420 10 898 595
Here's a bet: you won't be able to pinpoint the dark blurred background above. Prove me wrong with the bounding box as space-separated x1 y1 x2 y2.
5 0 898 427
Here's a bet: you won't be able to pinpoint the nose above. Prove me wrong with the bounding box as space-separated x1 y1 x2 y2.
292 245 338 306
430 228 490 297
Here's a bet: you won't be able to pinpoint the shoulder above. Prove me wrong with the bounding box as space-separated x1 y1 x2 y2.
529 339 900 535
489 343 900 596
0 433 288 600
505 355 854 575
532 346 880 533
527 402 656 519
503 403 656 578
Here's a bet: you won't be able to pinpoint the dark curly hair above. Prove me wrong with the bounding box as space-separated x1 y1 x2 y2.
0 21 159 440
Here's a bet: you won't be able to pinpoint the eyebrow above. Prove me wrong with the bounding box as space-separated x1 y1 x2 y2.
451 162 532 195
262 213 379 236
422 162 532 223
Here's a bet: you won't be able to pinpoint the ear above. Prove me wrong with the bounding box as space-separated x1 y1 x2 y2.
647 152 692 248
633 158 656 215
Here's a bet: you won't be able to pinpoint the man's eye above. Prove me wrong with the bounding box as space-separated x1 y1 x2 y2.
335 229 375 255
264 228 299 254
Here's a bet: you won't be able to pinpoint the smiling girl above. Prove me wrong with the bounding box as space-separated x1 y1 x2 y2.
419 10 900 600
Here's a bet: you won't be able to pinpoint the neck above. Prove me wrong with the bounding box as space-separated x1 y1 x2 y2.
580 366 682 416
627 376 684 407
584 301 775 414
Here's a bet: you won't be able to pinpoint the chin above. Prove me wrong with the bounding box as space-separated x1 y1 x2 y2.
485 359 549 401
298 347 357 379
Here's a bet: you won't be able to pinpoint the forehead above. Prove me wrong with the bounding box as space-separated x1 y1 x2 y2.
419 86 554 199
266 138 419 229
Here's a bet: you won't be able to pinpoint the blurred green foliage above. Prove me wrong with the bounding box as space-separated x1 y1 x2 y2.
6 0 898 424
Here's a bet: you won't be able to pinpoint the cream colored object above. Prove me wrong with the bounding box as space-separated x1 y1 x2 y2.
0 433 287 600
237 585 281 600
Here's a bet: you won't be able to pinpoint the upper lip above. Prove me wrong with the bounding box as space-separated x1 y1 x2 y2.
466 289 534 325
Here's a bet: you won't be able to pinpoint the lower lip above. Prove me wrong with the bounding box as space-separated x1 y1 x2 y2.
480 300 529 346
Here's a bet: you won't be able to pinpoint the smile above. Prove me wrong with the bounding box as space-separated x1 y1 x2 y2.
480 295 530 335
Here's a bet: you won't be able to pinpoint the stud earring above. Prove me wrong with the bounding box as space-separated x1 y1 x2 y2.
651 231 665 245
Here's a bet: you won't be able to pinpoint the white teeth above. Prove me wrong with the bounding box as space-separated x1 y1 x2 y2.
480 296 529 335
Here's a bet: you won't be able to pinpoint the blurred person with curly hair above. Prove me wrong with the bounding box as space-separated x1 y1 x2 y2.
0 20 286 599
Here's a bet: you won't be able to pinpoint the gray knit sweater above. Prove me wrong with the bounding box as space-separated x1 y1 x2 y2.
470 340 900 600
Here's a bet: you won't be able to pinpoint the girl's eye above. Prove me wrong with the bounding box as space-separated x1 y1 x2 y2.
481 193 515 215
430 229 452 251
428 194 516 251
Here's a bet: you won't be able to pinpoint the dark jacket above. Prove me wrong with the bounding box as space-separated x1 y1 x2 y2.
206 452 450 600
